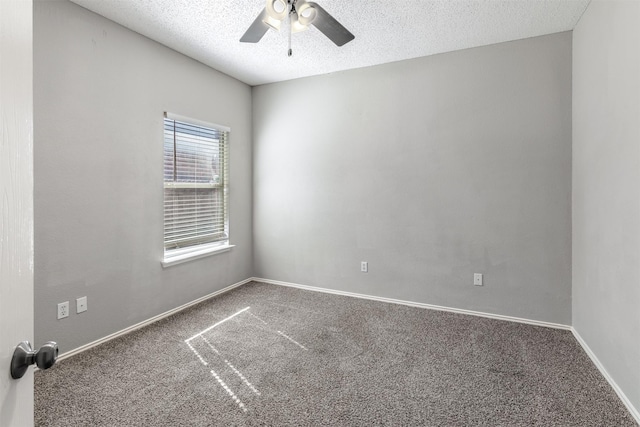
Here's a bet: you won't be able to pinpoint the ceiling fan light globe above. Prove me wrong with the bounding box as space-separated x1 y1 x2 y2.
291 12 308 33
273 0 286 13
266 0 288 21
296 2 317 26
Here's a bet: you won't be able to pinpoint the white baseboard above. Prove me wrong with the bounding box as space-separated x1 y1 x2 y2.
250 277 571 330
571 328 640 424
54 275 638 424
57 277 253 362
253 277 639 423
56 276 568 364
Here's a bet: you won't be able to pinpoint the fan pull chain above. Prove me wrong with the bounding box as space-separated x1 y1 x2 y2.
288 4 293 57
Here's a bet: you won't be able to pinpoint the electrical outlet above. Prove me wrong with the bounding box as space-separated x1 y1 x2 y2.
76 296 88 314
474 273 483 286
361 261 368 273
57 301 69 319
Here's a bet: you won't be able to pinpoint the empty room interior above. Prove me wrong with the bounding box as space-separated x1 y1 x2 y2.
1 0 639 425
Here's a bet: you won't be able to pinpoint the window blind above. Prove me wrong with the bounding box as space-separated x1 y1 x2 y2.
163 116 229 252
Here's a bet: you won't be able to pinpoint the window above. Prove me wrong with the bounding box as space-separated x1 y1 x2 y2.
162 113 230 266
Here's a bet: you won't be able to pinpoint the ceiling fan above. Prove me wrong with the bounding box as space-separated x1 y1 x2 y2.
240 0 354 56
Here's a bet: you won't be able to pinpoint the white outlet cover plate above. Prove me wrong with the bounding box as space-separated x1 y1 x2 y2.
57 301 69 319
474 273 483 286
76 296 88 313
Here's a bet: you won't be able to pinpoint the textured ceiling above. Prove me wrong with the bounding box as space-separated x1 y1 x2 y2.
68 0 590 86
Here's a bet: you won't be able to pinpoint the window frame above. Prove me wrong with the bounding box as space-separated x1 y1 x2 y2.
161 112 232 267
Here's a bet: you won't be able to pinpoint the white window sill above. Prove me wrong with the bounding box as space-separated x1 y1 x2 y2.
162 244 234 268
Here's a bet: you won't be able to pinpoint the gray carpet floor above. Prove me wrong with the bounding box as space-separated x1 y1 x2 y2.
35 281 637 426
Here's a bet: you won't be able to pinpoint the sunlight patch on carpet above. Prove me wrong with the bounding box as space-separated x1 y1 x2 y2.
277 330 308 351
225 360 261 395
211 369 247 413
201 336 220 355
185 306 251 342
185 340 208 366
184 307 309 412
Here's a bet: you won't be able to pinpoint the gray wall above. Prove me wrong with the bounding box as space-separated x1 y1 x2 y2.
34 0 253 352
573 0 640 415
253 32 573 324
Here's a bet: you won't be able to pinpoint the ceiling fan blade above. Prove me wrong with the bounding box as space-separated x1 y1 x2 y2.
308 2 354 47
240 8 270 43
